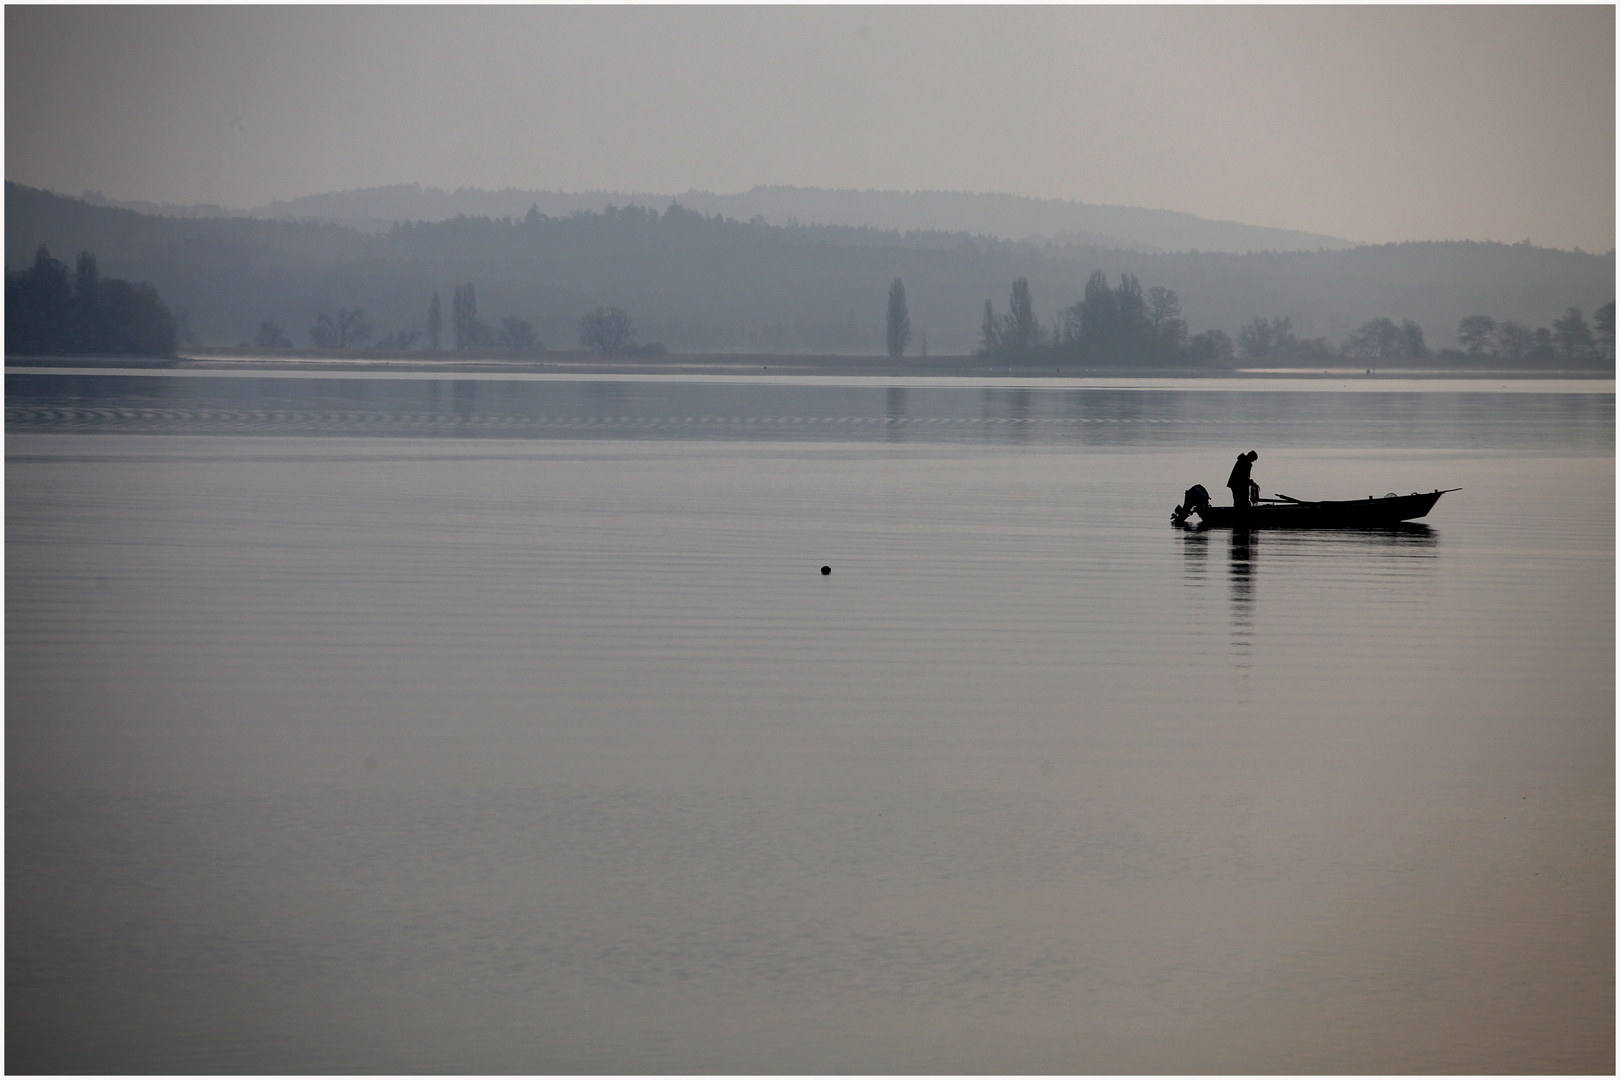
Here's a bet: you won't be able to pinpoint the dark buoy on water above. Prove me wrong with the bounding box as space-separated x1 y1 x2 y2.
820 566 831 575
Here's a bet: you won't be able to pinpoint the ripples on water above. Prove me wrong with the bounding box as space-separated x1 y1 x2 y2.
7 372 1614 1072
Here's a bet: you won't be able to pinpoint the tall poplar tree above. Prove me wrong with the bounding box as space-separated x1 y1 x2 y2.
885 278 911 357
1007 277 1042 352
452 284 477 350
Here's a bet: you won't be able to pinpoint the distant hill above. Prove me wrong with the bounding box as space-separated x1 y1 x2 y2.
83 182 1359 255
661 187 1360 254
9 183 1612 357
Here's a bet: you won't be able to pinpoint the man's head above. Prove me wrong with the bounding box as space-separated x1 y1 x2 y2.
1246 451 1259 462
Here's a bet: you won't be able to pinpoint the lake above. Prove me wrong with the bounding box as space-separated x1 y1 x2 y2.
6 371 1613 1072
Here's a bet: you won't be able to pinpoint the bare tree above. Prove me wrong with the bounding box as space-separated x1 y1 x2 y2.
310 307 371 349
1399 319 1428 359
1496 320 1534 363
1006 277 1043 352
885 277 911 357
1237 317 1271 360
74 251 100 302
1114 274 1147 340
979 299 1006 353
377 329 422 351
1238 316 1297 361
309 314 337 348
500 315 538 351
428 291 442 352
338 308 371 348
1594 302 1615 361
1342 317 1403 364
1552 307 1595 361
254 320 291 348
452 284 478 350
1059 299 1084 345
1186 328 1234 366
579 306 635 353
1339 317 1425 363
1146 286 1185 345
1533 327 1556 359
1077 270 1117 346
1457 315 1497 356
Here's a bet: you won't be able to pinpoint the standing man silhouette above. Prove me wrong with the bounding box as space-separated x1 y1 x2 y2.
1227 450 1259 511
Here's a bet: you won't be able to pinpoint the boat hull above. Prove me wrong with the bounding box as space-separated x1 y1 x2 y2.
1191 490 1448 529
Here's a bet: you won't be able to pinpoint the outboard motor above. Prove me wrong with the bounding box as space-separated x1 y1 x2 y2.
1172 484 1210 526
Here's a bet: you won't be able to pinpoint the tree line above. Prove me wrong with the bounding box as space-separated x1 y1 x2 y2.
6 188 1611 365
5 245 177 356
1451 305 1613 365
251 283 545 354
6 239 1610 371
969 271 1230 365
11 183 1612 357
940 273 1614 368
247 284 670 357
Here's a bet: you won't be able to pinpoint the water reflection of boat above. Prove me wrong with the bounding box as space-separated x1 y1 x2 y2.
1173 487 1456 528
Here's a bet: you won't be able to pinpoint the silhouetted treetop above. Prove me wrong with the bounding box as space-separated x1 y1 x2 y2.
5 244 177 356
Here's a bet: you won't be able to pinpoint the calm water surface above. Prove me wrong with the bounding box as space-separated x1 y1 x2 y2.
7 373 1613 1072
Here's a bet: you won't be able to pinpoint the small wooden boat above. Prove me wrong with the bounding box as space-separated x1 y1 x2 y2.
1174 487 1457 528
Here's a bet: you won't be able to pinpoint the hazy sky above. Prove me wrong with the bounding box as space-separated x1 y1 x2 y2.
7 5 1614 250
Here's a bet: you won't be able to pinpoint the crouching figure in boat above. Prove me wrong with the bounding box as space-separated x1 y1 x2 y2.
1172 483 1213 527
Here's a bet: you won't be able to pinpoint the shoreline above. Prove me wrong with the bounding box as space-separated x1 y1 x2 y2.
6 351 1613 381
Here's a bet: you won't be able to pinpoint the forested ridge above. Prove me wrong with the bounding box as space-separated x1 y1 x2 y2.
84 182 1361 253
8 183 1612 360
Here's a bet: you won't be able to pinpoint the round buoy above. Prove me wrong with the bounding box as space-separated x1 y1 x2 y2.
820 566 831 575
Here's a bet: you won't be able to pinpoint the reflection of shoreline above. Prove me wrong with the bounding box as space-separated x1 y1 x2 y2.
8 356 1614 391
9 372 1611 453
